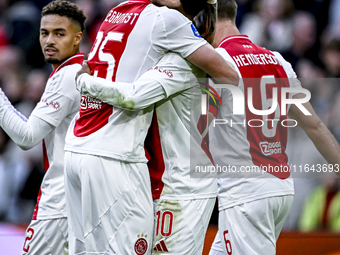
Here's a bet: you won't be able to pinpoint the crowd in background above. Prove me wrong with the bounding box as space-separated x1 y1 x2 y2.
0 0 340 232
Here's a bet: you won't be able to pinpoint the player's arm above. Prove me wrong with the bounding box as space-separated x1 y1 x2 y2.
288 93 340 175
186 44 238 86
76 57 195 110
77 72 166 111
0 88 54 150
158 8 238 86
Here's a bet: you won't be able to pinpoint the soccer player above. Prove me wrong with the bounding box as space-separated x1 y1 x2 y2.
207 0 340 254
75 3 218 254
0 1 85 254
64 0 233 254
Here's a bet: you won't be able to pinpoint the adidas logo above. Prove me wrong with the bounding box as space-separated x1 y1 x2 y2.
153 239 168 252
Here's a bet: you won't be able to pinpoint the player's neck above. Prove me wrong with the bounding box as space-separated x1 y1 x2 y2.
51 49 80 70
212 19 240 48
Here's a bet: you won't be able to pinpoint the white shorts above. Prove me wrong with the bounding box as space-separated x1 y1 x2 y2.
64 151 154 255
152 198 215 255
22 218 68 255
209 195 294 255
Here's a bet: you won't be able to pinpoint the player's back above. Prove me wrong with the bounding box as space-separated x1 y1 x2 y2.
65 0 206 163
210 35 300 210
212 35 296 178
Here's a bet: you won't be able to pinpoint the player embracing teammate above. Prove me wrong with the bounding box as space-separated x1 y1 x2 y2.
64 0 237 254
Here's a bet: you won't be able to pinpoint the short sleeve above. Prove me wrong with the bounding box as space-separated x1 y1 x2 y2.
215 48 241 78
273 51 302 90
153 8 207 58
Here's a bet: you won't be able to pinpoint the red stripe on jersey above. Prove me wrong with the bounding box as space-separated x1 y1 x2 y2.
219 35 290 179
145 111 165 200
209 104 218 118
197 114 214 165
32 189 41 220
74 2 149 137
33 140 49 220
42 139 49 172
49 53 84 78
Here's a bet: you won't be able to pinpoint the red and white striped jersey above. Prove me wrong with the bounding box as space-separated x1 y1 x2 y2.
64 0 206 161
209 35 301 210
31 53 83 220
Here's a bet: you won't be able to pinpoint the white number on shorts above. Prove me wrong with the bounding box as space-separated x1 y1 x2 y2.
223 230 232 255
155 210 174 237
23 228 34 253
88 31 124 80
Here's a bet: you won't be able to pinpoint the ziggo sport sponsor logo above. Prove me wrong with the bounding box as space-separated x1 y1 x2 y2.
80 96 102 110
260 141 282 156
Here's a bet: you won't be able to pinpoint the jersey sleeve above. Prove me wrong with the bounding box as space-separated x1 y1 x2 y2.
153 8 207 58
0 88 55 150
77 73 167 110
77 53 197 110
140 53 198 97
215 48 241 77
31 65 80 127
273 51 302 91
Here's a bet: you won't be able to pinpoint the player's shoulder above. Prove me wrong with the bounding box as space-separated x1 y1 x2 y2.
155 5 190 26
156 5 183 16
215 47 232 61
215 47 240 75
270 50 296 78
158 52 191 71
54 63 81 84
270 51 287 65
47 63 81 98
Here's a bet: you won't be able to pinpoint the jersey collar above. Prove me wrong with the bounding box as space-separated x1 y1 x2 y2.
49 53 84 78
218 35 251 48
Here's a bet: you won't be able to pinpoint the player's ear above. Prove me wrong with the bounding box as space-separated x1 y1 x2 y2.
74 31 83 47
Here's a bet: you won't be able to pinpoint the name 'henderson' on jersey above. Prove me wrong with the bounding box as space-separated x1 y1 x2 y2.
209 35 300 210
210 35 301 180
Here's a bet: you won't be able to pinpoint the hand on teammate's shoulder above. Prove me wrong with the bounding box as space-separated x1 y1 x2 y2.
75 60 92 84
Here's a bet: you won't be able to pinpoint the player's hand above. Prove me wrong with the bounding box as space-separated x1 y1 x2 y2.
75 60 92 83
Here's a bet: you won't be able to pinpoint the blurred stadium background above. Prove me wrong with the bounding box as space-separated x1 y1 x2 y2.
0 0 340 254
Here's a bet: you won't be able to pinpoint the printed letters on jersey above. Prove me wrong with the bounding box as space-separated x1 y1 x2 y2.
218 36 290 179
74 1 149 137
